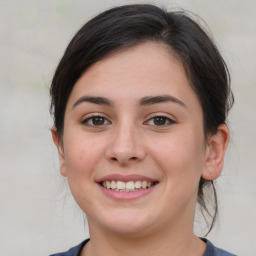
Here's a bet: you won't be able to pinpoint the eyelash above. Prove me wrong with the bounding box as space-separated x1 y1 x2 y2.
81 114 175 127
145 115 175 126
81 115 111 127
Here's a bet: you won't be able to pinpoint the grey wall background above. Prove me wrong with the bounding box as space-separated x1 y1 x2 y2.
0 0 255 255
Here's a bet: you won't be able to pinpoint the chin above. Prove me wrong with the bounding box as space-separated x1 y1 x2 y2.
94 208 156 236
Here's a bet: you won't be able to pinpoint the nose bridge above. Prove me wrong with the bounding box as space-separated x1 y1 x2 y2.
106 119 145 164
115 122 136 150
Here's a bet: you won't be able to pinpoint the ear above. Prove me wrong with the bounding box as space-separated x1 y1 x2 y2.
51 126 67 177
201 124 229 180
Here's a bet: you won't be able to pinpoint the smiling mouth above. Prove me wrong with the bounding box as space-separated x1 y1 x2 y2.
100 180 158 192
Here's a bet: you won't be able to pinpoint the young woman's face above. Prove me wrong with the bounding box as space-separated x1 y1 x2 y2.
57 42 210 236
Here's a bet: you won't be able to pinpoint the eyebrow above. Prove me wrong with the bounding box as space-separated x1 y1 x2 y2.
139 95 187 108
73 96 114 108
73 95 186 108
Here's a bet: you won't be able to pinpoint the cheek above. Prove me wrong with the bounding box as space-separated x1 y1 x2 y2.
62 131 106 208
149 129 206 212
150 129 205 182
63 131 105 179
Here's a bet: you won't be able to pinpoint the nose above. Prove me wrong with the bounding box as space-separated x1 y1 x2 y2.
105 123 146 165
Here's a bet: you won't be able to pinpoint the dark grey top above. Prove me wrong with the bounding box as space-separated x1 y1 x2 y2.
50 238 237 256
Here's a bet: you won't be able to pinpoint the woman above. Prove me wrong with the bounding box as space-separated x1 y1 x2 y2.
49 4 236 256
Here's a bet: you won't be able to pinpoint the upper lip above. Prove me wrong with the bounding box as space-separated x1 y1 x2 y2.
96 174 158 183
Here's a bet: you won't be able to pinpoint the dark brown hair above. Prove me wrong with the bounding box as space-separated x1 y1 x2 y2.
50 4 234 235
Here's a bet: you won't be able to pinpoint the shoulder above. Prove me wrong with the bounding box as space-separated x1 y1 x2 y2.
203 239 237 256
49 239 89 256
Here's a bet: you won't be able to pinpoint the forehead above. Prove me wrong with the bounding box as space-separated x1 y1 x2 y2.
83 41 183 87
66 42 201 112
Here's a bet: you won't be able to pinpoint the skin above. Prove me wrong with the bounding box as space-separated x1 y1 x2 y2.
52 42 229 256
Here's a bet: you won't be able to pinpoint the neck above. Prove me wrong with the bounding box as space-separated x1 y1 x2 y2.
81 218 206 256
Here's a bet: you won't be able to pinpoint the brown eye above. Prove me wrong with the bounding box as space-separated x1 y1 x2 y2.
153 117 168 125
82 116 111 126
92 116 105 125
146 116 175 126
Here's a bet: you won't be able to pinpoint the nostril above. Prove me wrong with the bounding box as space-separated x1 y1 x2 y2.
110 156 137 162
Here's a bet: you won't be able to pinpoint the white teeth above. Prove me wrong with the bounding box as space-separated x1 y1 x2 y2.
111 180 116 189
126 181 135 190
106 180 111 189
116 181 125 190
142 181 147 189
135 181 142 189
101 180 155 191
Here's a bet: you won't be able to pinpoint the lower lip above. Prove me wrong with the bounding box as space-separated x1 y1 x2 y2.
98 184 158 200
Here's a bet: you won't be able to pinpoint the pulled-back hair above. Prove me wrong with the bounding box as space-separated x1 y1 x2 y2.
50 4 234 235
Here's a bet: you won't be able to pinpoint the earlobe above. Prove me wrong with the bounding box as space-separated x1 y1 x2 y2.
201 124 229 180
51 126 67 177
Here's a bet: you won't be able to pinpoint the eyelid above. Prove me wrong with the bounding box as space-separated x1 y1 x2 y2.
81 113 112 126
144 113 176 126
80 112 176 127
